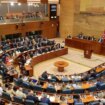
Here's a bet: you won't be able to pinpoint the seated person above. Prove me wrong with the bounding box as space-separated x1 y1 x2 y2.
26 90 39 103
67 34 72 39
61 41 65 48
41 71 48 79
15 87 26 98
41 94 51 105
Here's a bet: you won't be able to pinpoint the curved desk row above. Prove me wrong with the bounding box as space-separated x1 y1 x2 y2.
24 48 68 76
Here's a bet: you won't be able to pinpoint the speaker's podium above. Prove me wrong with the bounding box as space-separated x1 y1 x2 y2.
84 47 92 59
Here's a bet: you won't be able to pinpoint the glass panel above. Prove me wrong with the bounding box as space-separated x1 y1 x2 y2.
0 3 48 24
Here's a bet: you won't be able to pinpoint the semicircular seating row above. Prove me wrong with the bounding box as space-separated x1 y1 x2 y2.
0 35 105 105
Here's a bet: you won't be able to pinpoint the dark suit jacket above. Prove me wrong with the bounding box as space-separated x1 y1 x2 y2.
41 97 50 104
26 95 39 103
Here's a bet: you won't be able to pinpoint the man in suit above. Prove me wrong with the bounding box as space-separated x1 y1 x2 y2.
41 71 48 79
41 94 51 105
26 90 39 103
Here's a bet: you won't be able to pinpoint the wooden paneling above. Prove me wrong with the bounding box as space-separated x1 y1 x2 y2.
41 0 48 3
18 0 27 3
0 20 58 39
65 38 102 54
31 48 68 67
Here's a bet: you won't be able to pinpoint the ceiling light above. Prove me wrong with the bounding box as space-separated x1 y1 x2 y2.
18 3 21 6
10 2 14 6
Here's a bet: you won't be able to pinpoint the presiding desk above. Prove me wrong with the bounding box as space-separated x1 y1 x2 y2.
65 38 102 54
25 48 68 76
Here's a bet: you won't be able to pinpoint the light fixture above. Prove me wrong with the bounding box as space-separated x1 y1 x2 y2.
18 2 21 6
28 3 33 6
34 3 39 7
10 2 14 6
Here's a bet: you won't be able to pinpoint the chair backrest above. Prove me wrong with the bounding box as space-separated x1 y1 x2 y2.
74 102 84 105
62 78 69 83
88 85 97 92
33 85 43 91
49 78 56 82
46 87 56 93
98 83 105 90
62 89 72 94
2 92 11 101
96 73 102 78
14 78 23 86
13 96 23 104
25 99 35 105
89 101 100 105
39 102 48 105
22 81 30 89
102 70 105 76
73 89 84 94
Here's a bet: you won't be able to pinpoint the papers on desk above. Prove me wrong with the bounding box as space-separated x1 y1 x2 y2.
9 59 13 62
49 96 55 102
25 58 32 65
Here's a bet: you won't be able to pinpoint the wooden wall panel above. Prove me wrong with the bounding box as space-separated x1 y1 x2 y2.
18 0 27 3
0 20 57 39
41 0 48 3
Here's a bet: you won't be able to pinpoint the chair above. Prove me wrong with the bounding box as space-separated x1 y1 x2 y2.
13 96 23 104
0 70 4 76
22 81 30 89
46 87 56 93
25 99 35 105
88 85 97 92
61 89 72 94
98 83 105 90
102 70 105 76
33 85 43 91
2 92 11 101
74 102 84 105
62 77 69 83
73 89 84 94
88 77 94 81
89 101 100 105
39 77 45 81
39 102 48 105
48 79 56 82
13 78 23 86
96 73 102 78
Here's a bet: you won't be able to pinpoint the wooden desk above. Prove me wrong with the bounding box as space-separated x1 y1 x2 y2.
65 38 102 54
82 83 91 89
31 48 68 66
81 95 95 103
96 67 105 73
26 48 68 76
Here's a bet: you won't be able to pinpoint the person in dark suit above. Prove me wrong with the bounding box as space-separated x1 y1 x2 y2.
26 91 39 103
41 71 48 79
41 94 51 105
38 48 43 54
